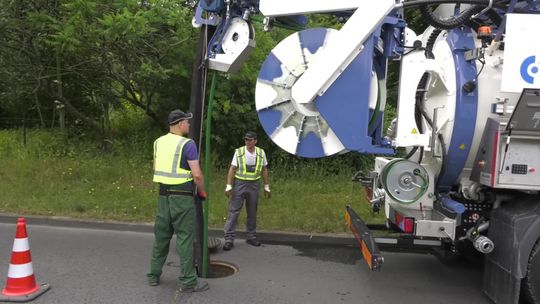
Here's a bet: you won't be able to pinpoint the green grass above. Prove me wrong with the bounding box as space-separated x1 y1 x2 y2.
0 130 384 233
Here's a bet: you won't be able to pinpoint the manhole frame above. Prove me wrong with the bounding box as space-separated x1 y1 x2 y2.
208 260 239 278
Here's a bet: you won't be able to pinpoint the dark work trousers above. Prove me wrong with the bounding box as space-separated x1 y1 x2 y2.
224 179 260 243
148 194 197 288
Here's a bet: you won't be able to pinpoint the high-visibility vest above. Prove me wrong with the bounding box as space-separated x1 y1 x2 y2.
153 133 194 185
234 146 264 181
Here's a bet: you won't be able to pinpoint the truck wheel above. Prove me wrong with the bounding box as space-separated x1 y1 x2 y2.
522 239 540 303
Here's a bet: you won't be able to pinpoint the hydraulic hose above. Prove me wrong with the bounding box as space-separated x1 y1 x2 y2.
402 0 508 8
463 8 503 30
419 5 484 29
426 28 443 50
403 0 507 30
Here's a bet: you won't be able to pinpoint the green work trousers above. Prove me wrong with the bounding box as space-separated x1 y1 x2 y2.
148 194 197 288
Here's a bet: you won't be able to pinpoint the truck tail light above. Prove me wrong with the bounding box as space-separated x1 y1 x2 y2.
394 212 415 234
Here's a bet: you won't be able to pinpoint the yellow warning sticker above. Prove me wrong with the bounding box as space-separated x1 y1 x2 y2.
459 144 466 150
411 128 418 134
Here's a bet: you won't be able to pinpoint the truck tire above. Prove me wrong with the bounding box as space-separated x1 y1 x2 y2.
522 238 540 303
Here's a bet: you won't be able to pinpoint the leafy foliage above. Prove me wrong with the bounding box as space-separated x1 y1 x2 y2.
0 0 197 139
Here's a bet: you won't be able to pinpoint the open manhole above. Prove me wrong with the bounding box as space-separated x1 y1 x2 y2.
167 260 238 278
208 260 238 278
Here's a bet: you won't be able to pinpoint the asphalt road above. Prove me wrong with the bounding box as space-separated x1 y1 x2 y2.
0 219 493 304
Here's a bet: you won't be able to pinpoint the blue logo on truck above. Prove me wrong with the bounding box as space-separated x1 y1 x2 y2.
521 55 539 84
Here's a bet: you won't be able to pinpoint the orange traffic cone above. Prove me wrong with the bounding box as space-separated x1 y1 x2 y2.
1 218 50 302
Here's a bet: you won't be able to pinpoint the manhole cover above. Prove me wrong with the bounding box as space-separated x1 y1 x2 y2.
208 237 221 253
208 260 238 278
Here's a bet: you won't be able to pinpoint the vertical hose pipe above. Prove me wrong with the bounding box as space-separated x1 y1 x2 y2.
202 72 218 277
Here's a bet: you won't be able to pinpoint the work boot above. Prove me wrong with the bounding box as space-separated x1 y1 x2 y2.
147 275 160 286
182 280 209 293
223 242 234 251
246 239 261 247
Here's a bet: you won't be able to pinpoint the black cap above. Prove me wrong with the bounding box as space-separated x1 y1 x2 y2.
244 131 257 140
168 110 193 125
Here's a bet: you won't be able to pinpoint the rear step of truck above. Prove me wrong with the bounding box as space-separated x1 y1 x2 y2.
345 205 384 271
346 206 446 270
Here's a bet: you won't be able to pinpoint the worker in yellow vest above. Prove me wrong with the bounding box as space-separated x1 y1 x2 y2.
223 131 270 251
147 109 209 292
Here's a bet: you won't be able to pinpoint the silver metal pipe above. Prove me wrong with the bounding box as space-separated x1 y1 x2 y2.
476 221 489 233
465 221 494 254
474 236 495 254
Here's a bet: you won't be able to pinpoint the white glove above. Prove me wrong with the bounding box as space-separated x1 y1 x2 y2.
225 184 232 192
264 184 270 192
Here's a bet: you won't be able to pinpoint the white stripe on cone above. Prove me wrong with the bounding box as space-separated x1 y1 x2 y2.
12 238 30 252
7 263 34 278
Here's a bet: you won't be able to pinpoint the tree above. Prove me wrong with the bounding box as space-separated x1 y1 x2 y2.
0 0 198 140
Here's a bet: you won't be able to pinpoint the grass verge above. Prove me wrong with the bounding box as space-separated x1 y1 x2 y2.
0 156 384 234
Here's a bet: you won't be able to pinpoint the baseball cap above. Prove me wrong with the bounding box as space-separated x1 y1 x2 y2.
244 131 257 140
168 110 193 125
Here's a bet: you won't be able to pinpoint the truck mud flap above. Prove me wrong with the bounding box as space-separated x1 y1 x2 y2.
345 205 384 271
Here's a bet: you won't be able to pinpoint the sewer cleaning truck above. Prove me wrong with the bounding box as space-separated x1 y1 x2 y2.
190 0 540 302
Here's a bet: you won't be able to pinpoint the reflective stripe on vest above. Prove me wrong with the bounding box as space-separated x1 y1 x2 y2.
153 134 193 185
234 146 263 180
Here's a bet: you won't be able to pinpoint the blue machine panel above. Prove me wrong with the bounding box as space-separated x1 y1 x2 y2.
438 28 478 190
256 28 394 158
